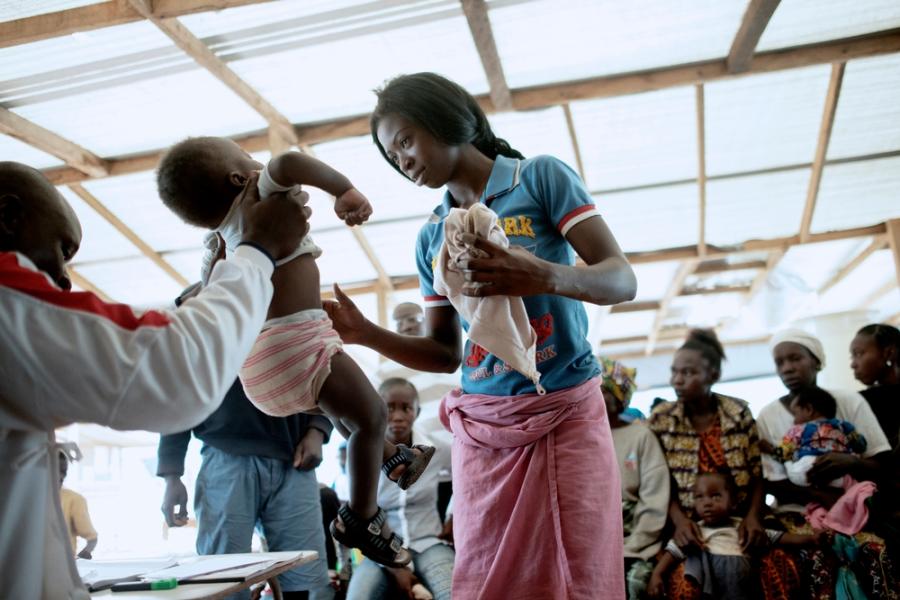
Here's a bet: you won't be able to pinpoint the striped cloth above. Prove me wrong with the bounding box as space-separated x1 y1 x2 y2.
240 310 342 417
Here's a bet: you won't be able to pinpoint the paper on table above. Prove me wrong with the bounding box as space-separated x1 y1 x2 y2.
143 554 274 580
184 560 278 581
76 558 178 591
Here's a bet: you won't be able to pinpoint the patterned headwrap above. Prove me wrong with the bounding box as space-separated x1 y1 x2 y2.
599 356 637 405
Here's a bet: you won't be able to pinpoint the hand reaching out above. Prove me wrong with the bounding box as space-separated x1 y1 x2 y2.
335 187 373 226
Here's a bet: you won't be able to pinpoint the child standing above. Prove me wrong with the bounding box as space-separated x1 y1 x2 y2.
768 387 867 487
157 138 434 567
648 471 821 599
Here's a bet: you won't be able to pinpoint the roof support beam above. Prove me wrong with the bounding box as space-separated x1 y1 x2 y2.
562 104 587 182
0 107 108 177
887 219 900 291
127 0 298 145
69 268 111 301
818 236 887 295
800 62 845 242
68 184 190 287
727 0 781 73
0 0 275 48
695 84 707 255
646 260 696 356
460 0 514 112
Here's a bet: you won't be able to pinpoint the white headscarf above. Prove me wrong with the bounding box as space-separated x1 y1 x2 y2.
769 328 826 367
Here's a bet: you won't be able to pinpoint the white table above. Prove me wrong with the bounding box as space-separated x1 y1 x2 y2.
89 551 317 600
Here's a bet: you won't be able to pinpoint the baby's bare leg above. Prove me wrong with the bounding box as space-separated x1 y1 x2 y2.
317 352 396 518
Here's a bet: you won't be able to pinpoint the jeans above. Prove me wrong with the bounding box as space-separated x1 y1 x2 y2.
346 542 454 600
195 445 333 600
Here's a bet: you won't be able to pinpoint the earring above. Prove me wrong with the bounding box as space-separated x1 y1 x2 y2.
888 360 894 367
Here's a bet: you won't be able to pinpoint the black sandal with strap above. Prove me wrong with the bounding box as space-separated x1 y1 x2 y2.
330 504 411 567
381 443 436 490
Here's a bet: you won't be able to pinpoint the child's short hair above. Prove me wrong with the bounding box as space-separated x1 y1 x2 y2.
793 387 837 419
695 468 737 497
157 137 233 227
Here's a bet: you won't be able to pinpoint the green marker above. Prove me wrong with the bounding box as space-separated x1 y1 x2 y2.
111 578 178 592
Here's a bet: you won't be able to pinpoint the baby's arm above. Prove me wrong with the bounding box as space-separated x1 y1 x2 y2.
267 152 372 226
648 549 681 598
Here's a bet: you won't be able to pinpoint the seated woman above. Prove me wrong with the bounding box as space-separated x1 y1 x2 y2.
757 328 897 598
600 357 669 600
850 323 900 449
648 329 799 600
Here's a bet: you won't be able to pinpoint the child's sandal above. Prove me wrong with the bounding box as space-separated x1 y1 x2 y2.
382 444 435 490
329 504 411 567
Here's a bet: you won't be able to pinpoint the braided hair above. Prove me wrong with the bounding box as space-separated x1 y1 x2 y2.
680 328 727 381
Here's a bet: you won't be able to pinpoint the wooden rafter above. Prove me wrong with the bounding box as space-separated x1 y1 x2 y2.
694 260 769 274
562 104 587 182
126 0 298 145
862 280 897 308
818 236 887 295
887 219 900 290
681 284 753 296
68 184 190 287
69 268 111 301
800 62 845 242
0 107 108 177
461 0 513 112
610 301 661 314
0 0 275 48
727 0 781 73
611 335 771 361
646 260 696 355
695 84 707 255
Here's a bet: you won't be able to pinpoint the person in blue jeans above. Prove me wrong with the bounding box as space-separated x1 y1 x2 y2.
346 378 454 600
157 376 334 600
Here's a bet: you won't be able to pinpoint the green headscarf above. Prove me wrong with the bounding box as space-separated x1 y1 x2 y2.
599 356 637 405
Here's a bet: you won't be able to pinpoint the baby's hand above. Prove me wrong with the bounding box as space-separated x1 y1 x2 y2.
334 187 372 226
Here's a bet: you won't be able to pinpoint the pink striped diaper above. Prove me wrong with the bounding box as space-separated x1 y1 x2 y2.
240 309 342 417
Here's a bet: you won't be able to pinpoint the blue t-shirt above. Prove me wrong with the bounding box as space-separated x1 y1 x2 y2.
416 154 601 396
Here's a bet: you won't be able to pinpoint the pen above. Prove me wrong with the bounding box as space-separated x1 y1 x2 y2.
111 578 178 592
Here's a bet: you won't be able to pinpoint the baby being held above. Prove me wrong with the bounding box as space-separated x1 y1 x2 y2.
157 137 434 568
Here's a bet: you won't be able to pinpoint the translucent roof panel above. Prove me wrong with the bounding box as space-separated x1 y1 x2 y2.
811 156 900 233
869 286 899 322
706 168 809 246
597 182 699 253
685 268 760 291
312 135 443 225
13 69 268 157
489 0 746 88
668 292 746 328
358 220 422 278
58 186 139 263
0 20 174 82
1 134 62 168
81 171 205 253
600 310 658 342
75 256 183 309
705 65 830 176
161 248 206 284
816 249 896 314
222 14 488 124
178 0 372 37
757 0 900 52
489 107 577 172
315 228 378 286
632 261 682 302
571 86 697 190
775 237 872 292
0 1 106 22
827 54 900 160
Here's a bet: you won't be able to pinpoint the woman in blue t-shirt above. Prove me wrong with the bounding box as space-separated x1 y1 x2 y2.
324 72 636 600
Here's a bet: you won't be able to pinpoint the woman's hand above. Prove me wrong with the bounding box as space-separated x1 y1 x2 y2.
738 513 767 552
647 572 666 598
322 283 370 344
808 452 856 485
671 512 705 550
455 233 555 297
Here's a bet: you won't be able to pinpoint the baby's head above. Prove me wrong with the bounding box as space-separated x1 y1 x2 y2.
0 161 82 290
692 470 736 526
157 137 263 229
789 387 836 425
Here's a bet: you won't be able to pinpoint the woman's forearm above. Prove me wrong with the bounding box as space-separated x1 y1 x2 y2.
546 256 637 305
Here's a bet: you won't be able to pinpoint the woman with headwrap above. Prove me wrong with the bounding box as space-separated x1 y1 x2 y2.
601 358 670 599
757 328 897 598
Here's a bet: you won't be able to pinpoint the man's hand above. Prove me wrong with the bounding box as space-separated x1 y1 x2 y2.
386 567 418 600
334 188 373 227
161 476 189 527
438 515 453 545
240 173 313 261
293 428 325 470
322 284 370 344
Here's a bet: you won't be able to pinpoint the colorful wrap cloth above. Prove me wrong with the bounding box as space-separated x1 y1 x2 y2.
439 377 625 599
239 309 341 417
806 477 878 536
599 356 637 404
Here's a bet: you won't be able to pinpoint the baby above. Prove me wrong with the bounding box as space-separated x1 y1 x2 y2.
649 471 820 599
772 387 867 487
157 137 434 567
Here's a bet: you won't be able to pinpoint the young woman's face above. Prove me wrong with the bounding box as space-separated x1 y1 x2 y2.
773 342 819 393
850 333 887 386
670 349 715 402
375 113 461 189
